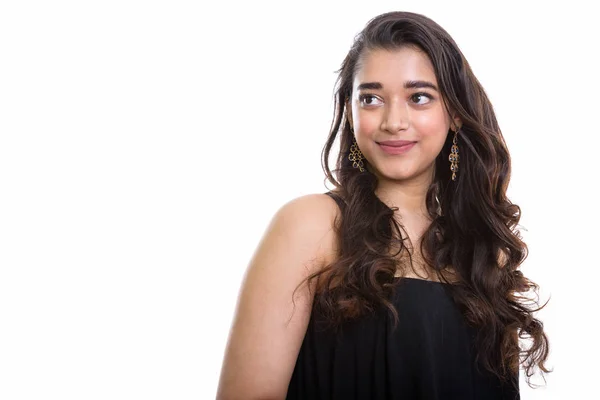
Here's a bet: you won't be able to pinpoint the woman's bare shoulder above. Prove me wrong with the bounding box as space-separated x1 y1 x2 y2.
279 192 340 223
275 192 341 266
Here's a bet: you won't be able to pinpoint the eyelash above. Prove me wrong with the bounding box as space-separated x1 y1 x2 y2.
358 92 434 106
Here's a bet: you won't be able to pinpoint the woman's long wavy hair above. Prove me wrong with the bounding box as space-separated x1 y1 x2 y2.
293 11 551 389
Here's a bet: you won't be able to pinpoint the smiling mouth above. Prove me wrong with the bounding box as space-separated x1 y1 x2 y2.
377 140 417 147
377 141 417 155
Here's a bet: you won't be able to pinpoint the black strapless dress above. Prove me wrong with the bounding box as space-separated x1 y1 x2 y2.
286 277 519 399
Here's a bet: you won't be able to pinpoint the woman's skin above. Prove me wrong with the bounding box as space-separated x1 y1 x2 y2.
216 46 461 399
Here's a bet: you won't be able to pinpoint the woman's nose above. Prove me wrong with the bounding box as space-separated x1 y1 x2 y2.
382 101 409 133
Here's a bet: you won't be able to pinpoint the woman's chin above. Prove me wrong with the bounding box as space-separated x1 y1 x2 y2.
379 170 415 182
375 165 429 182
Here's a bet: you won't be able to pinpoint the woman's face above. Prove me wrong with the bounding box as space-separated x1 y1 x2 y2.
347 46 461 183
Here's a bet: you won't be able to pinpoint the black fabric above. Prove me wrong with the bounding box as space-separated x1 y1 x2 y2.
285 192 520 399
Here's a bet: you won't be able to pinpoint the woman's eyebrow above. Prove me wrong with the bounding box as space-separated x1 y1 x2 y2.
357 80 439 92
356 82 383 91
405 80 439 91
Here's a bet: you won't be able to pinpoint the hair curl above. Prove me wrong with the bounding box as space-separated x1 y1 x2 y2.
293 11 551 389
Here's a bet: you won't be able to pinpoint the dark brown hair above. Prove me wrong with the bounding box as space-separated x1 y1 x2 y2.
293 11 551 389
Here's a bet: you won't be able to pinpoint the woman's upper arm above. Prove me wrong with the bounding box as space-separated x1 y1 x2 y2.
216 193 338 400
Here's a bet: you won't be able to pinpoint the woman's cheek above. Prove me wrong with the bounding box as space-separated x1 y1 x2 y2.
357 115 380 138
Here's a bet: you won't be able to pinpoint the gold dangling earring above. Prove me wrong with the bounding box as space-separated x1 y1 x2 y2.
449 127 460 181
348 127 365 173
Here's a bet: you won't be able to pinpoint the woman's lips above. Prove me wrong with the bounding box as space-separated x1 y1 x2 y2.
378 141 417 155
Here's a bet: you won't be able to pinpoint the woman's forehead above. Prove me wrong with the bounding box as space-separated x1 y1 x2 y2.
354 47 437 90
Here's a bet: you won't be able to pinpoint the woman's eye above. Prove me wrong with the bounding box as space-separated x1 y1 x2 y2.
411 93 433 105
359 94 381 106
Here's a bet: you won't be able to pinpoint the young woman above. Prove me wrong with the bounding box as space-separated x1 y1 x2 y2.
217 11 550 400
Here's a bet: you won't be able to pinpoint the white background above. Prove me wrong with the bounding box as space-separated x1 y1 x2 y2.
1 1 598 399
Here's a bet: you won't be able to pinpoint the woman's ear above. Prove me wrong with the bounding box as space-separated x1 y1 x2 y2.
452 115 462 131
